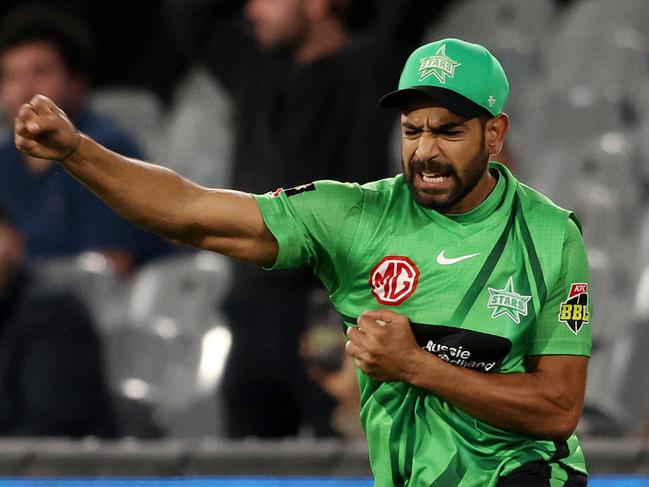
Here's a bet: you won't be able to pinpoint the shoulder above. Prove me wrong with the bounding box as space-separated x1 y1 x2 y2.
564 217 584 246
317 176 403 209
256 176 402 218
493 163 575 224
516 181 582 233
262 180 365 209
359 174 407 207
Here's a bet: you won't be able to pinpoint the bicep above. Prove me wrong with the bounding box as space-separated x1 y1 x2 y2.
185 188 278 266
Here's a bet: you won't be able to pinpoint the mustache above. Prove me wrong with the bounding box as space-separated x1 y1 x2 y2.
409 158 456 177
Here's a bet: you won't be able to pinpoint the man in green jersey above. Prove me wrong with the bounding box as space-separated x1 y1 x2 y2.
14 38 590 485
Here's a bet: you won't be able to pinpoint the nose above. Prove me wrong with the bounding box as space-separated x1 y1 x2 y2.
414 133 441 161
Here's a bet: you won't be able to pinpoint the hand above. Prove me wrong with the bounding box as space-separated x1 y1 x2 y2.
14 95 81 161
345 309 423 382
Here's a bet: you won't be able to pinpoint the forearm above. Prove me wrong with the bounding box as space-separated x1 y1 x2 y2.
405 349 582 439
59 134 274 263
15 95 278 265
61 135 205 238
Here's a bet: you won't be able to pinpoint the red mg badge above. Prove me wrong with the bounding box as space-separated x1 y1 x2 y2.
369 256 420 305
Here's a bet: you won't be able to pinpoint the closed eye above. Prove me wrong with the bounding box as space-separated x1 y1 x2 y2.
403 129 421 137
438 129 463 136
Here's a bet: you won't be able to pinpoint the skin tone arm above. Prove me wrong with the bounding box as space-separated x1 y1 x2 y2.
346 308 588 441
13 95 279 267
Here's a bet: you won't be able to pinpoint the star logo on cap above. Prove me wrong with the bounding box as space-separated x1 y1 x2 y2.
418 44 462 84
487 277 531 324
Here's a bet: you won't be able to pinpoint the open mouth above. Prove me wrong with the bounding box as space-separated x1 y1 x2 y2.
420 172 451 184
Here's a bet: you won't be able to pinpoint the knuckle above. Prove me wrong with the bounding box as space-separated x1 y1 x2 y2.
18 104 30 118
358 310 373 320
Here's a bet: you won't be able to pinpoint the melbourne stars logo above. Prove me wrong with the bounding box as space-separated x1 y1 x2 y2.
487 277 531 324
418 44 461 84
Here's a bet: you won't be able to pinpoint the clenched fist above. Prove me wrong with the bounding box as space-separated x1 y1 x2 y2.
345 309 424 382
14 94 81 161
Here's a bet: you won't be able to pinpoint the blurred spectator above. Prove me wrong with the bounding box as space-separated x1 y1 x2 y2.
0 1 187 103
0 3 170 277
0 205 117 437
300 289 362 439
165 0 442 437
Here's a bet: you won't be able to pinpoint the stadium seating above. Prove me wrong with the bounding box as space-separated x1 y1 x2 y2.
424 0 557 45
28 251 125 332
157 68 234 188
422 0 556 123
88 87 164 159
511 86 628 202
104 250 233 438
603 263 649 429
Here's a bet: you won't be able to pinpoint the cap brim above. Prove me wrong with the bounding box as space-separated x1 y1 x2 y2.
378 86 490 119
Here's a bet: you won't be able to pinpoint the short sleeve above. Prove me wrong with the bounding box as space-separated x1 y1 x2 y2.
253 180 364 291
528 218 592 356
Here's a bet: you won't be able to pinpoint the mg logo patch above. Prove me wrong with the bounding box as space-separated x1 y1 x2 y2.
369 256 420 306
559 283 589 334
487 277 531 324
418 44 462 84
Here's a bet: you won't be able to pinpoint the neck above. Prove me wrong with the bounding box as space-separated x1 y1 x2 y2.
446 168 497 214
293 18 349 64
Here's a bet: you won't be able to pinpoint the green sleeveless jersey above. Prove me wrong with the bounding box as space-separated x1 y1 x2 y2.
254 163 591 486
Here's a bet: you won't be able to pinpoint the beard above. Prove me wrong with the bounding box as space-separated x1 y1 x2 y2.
403 143 491 212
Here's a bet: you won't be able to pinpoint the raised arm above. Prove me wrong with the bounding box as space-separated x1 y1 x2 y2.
14 95 278 266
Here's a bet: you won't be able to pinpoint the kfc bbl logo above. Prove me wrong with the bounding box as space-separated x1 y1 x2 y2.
559 283 589 334
369 256 420 305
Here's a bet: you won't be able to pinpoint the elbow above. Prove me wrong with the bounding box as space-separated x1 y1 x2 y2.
541 386 584 440
536 407 582 441
547 415 579 441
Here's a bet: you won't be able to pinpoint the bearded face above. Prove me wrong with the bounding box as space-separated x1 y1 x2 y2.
400 103 495 214
403 131 490 212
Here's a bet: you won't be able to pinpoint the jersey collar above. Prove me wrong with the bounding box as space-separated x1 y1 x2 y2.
408 162 514 236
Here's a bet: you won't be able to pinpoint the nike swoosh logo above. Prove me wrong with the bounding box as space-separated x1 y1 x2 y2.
436 250 481 265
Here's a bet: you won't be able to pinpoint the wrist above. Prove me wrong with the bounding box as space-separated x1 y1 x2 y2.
60 130 83 162
402 347 430 386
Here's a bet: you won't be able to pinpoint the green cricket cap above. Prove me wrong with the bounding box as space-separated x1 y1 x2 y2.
379 38 509 118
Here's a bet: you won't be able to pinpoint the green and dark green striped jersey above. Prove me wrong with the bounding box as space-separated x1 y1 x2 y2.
255 162 591 486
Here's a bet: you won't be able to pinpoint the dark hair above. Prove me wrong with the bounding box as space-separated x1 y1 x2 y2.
0 3 95 76
476 113 492 127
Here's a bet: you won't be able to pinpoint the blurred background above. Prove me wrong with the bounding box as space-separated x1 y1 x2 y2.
1 0 649 480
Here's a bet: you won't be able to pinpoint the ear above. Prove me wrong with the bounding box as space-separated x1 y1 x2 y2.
484 113 509 157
